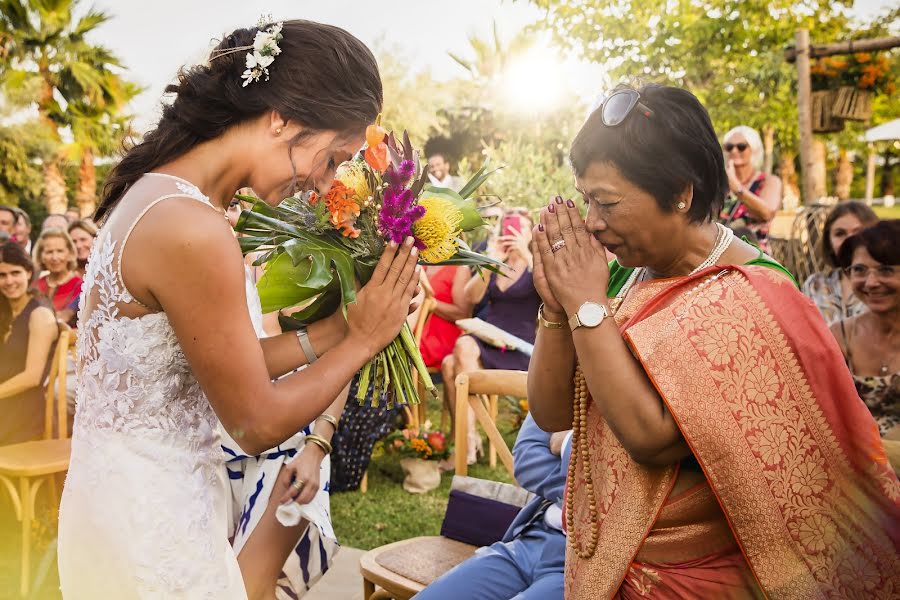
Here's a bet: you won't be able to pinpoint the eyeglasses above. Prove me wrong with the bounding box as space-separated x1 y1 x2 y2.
724 143 749 153
599 90 654 127
845 264 898 280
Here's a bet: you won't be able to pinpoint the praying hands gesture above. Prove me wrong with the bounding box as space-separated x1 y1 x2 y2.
532 196 610 317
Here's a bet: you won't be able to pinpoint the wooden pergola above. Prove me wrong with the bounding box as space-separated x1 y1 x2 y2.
786 32 900 204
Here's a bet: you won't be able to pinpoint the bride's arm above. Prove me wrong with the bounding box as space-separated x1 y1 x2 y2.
258 313 347 379
136 201 418 455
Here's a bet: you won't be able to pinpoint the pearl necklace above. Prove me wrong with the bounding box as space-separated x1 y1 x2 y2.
566 223 734 559
610 223 733 312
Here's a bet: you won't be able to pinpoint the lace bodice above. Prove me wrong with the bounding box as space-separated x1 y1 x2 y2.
74 174 218 446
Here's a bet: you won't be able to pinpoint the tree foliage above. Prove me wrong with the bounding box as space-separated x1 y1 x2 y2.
0 0 139 213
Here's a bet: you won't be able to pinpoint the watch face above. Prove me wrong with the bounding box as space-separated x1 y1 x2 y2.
578 303 606 327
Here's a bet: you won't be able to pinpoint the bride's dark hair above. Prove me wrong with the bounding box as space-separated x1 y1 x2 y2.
96 19 383 222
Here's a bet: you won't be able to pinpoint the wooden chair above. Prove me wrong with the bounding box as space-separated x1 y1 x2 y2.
0 323 73 597
359 369 526 600
767 204 830 283
454 370 525 476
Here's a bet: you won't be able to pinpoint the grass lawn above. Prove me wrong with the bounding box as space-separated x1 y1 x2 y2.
331 386 522 550
873 204 900 219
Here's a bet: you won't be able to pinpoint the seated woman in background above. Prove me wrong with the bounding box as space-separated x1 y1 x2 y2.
830 220 899 439
68 219 98 278
33 228 82 328
719 125 782 253
804 201 879 324
0 242 58 445
419 264 473 373
442 209 541 464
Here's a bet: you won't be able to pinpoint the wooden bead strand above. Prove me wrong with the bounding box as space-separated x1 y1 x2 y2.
565 365 600 559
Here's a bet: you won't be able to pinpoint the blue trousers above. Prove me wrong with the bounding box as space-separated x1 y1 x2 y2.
413 521 565 600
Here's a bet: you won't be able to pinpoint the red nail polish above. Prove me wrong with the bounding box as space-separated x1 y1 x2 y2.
548 204 556 213
555 196 563 204
538 224 545 232
566 199 575 208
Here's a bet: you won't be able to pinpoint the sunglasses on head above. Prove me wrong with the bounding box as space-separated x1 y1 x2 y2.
598 89 654 127
724 143 749 152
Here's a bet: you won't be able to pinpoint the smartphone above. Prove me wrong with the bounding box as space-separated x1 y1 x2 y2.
501 215 522 237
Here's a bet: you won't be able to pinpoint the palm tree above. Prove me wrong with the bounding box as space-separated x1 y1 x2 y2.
66 80 140 216
0 0 137 214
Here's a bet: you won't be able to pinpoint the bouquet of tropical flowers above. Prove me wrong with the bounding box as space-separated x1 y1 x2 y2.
235 120 502 408
384 423 450 461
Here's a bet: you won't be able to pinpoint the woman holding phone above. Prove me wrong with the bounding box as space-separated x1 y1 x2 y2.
442 208 541 464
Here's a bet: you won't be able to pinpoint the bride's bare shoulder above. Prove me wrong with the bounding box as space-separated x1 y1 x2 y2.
119 194 242 290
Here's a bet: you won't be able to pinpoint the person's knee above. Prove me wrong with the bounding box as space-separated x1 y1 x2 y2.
441 354 455 378
453 335 478 362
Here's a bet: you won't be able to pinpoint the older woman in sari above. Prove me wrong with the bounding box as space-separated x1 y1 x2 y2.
527 84 900 599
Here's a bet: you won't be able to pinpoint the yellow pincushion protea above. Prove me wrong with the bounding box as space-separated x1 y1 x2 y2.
413 197 463 263
335 161 371 202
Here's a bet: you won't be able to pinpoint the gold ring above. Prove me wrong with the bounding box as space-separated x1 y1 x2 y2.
291 479 305 491
551 239 566 253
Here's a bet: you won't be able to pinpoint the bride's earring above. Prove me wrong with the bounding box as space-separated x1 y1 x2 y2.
275 127 283 136
677 201 686 210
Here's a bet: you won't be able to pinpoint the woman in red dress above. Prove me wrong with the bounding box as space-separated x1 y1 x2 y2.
419 265 473 371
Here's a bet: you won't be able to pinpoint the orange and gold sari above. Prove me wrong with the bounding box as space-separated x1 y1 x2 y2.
565 265 900 599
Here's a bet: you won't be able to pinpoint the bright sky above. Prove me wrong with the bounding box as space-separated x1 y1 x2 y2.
89 0 603 132
87 0 890 133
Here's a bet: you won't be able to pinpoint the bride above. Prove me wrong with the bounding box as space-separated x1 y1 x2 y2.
57 19 417 598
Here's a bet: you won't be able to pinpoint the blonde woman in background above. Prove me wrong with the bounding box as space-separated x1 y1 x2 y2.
719 125 782 252
33 227 82 328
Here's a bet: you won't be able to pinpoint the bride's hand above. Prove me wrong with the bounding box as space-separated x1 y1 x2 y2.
345 237 420 355
276 444 324 506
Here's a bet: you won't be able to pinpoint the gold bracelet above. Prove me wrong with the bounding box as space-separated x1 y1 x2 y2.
305 433 332 455
315 414 338 431
538 303 565 329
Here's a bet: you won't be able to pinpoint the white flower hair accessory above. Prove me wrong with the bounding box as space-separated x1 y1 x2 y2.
209 18 284 87
241 22 283 87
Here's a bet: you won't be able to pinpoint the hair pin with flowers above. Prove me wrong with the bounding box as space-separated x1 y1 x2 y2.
211 16 283 87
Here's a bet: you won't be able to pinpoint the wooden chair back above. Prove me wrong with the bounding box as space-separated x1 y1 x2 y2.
43 324 71 441
767 204 830 283
453 369 527 478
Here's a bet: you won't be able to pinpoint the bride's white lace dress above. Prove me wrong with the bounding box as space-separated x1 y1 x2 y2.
58 173 247 598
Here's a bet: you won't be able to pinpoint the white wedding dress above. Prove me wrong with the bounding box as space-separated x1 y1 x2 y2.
58 173 247 599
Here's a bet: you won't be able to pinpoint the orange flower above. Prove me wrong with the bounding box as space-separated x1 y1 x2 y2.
365 143 389 172
410 438 432 457
855 52 871 63
366 123 387 148
323 180 361 238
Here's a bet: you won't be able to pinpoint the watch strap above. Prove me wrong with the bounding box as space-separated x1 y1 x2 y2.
296 327 318 364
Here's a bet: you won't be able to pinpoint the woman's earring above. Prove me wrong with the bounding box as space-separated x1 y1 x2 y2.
275 127 283 136
677 201 686 210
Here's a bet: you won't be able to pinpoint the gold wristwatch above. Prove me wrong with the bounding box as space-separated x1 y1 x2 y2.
568 302 609 330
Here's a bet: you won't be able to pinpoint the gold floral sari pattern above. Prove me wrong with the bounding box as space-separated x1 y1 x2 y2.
565 281 679 600
625 267 900 599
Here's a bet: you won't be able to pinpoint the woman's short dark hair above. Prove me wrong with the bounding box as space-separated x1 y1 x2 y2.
96 19 383 222
837 220 900 269
821 201 879 267
570 83 727 223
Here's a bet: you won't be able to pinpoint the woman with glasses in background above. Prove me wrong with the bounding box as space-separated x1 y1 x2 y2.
803 201 879 324
719 126 782 252
830 220 900 439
